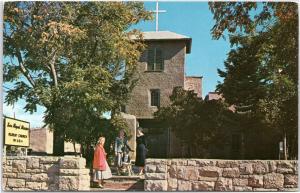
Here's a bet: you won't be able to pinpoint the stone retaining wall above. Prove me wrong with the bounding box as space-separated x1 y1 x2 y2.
2 156 90 191
144 159 298 191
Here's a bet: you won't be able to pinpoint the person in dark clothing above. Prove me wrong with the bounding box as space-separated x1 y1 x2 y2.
135 127 147 175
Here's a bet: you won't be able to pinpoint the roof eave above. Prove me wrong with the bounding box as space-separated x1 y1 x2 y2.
142 38 192 54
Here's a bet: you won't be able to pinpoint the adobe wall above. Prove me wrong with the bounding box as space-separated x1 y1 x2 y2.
144 159 298 191
2 156 90 191
29 128 81 154
184 76 202 98
126 41 186 119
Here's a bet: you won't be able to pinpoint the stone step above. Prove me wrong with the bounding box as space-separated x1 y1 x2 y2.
90 175 144 191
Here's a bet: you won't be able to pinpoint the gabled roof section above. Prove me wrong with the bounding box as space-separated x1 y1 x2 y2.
131 31 192 54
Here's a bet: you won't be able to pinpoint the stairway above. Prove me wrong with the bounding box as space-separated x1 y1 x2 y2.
90 166 144 191
90 175 144 191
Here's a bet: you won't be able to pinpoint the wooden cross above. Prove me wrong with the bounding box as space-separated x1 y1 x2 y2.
151 0 166 31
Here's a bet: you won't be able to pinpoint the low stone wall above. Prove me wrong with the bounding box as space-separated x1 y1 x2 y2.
144 159 298 191
2 156 90 191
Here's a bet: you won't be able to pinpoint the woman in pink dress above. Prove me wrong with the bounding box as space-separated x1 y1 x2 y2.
93 137 112 188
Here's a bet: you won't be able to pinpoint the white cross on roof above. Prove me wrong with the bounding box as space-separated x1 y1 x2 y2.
151 0 166 32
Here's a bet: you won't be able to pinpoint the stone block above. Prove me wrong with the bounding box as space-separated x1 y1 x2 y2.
177 166 186 179
30 173 48 182
268 161 277 172
277 167 294 174
156 164 167 173
26 169 42 173
263 173 284 189
7 156 25 160
59 176 79 191
144 180 167 191
18 173 32 180
239 163 253 175
39 157 60 164
12 188 32 191
215 177 233 191
146 159 166 165
185 166 198 180
192 181 214 191
3 165 12 173
26 157 40 169
253 161 269 174
277 161 294 174
233 178 248 186
145 172 166 180
187 160 197 166
2 178 7 189
168 165 177 178
278 188 299 192
284 174 298 186
198 166 222 177
48 184 59 191
145 165 156 173
167 178 177 191
293 161 298 174
198 176 218 181
7 179 25 188
40 164 59 173
26 182 42 190
12 160 26 173
248 175 263 188
171 159 187 166
3 173 17 178
278 161 294 169
177 180 192 191
234 186 252 191
239 174 250 178
197 160 216 167
7 160 13 166
60 169 89 176
253 188 278 191
217 160 234 168
59 157 86 169
41 182 49 191
223 168 239 178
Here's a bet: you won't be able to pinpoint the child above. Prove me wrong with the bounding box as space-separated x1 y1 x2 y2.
93 137 112 188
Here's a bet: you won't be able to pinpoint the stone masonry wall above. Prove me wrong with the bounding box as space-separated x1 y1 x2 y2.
2 156 90 191
144 159 298 191
126 41 186 119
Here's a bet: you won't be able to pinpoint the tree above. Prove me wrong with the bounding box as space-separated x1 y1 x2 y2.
210 2 298 159
154 87 236 158
4 2 152 155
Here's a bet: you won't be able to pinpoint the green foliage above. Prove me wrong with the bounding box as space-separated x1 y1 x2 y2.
3 2 152 155
154 87 235 158
210 2 298 159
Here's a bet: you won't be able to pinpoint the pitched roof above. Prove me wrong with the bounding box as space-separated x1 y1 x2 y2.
131 31 192 53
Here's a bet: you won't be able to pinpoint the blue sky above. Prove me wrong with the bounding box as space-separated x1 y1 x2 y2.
3 2 231 127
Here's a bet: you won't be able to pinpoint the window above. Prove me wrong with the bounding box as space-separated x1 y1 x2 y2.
150 89 160 107
148 48 164 71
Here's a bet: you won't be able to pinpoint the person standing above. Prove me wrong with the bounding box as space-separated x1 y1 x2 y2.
93 137 112 188
135 127 147 175
115 129 132 175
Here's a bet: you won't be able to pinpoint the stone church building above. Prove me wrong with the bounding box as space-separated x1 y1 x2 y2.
123 31 202 158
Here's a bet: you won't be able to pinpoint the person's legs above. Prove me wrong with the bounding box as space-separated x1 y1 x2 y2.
94 170 103 188
100 171 104 187
117 153 122 175
138 167 144 175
